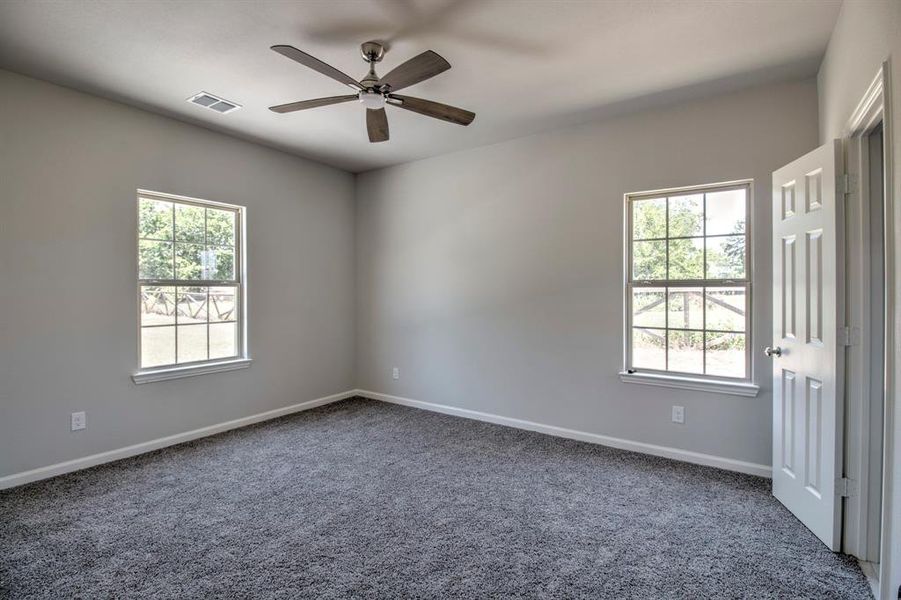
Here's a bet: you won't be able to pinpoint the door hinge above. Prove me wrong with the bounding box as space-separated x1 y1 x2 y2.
838 326 860 346
838 173 854 195
836 477 857 497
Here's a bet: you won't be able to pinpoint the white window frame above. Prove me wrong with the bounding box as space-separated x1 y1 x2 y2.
132 189 250 384
620 179 759 397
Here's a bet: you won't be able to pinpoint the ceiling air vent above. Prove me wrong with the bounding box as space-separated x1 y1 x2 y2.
187 92 242 114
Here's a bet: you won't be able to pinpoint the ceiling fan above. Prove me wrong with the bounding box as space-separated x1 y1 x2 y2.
268 41 475 143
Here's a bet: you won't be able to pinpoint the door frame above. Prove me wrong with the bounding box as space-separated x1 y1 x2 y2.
842 61 895 600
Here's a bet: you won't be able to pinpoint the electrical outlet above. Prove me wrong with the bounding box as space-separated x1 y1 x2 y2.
71 411 86 431
672 405 685 424
392 367 400 380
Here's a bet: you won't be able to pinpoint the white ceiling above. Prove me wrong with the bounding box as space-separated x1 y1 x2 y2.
0 0 841 173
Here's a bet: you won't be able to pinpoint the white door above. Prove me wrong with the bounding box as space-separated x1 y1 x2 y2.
771 140 845 550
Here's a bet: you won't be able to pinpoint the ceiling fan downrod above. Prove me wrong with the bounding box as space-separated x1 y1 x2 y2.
358 41 387 108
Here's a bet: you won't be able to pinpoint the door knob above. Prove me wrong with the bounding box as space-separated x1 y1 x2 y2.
764 346 782 357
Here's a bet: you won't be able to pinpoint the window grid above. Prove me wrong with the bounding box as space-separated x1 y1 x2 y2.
626 182 751 381
137 191 244 370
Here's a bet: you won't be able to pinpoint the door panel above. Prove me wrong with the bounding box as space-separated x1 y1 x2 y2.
782 235 796 339
781 368 796 476
771 140 844 550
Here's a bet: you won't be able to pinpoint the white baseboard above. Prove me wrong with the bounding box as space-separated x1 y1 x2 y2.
359 389 773 478
1 388 771 490
0 389 357 490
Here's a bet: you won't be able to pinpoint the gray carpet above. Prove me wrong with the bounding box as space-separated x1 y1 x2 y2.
1 397 870 599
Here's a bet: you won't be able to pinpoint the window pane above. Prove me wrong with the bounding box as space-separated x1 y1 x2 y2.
138 195 244 370
632 240 666 280
175 242 204 280
706 332 745 378
632 197 666 240
706 189 746 236
204 246 235 281
206 208 235 246
177 324 207 363
706 235 745 279
668 238 704 279
139 240 174 279
625 185 750 380
705 287 746 332
668 330 704 374
668 194 703 238
632 288 666 328
176 287 207 325
667 287 703 330
141 326 175 368
175 203 205 243
139 198 173 241
632 328 665 370
141 286 175 326
210 287 237 322
210 322 237 359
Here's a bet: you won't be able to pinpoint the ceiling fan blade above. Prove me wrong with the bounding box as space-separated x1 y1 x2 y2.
387 94 475 126
271 45 363 90
269 95 358 114
377 50 450 92
367 108 389 143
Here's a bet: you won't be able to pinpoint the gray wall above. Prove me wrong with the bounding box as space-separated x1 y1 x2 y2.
0 70 356 477
355 79 819 468
817 1 901 595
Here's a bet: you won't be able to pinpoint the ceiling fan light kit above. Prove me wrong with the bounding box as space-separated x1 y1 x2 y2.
269 41 475 143
358 91 386 110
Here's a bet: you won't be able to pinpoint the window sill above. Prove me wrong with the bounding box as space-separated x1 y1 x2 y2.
132 358 252 384
619 371 759 397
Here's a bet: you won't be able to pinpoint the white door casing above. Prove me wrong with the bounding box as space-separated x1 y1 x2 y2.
771 140 845 550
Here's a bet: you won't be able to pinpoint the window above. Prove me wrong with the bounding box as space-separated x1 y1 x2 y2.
624 181 751 384
136 190 246 377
